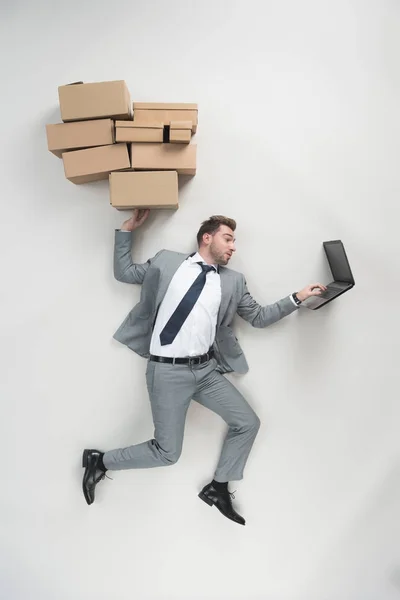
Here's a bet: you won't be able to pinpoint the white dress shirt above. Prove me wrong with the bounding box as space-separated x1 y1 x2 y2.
150 252 221 357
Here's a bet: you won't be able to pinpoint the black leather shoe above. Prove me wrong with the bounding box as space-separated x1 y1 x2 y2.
198 483 246 525
82 449 107 505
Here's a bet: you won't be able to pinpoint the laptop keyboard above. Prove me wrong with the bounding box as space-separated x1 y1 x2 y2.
319 287 342 299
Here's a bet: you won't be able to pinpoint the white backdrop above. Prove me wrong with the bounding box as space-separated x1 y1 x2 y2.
1 1 399 599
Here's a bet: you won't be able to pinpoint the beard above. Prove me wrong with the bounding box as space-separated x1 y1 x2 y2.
209 242 230 265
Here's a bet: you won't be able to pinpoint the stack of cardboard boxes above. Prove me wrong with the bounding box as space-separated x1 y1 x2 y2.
46 80 198 210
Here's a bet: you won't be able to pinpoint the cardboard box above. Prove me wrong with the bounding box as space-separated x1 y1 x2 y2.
46 119 114 157
59 80 132 122
133 102 198 132
130 143 197 175
170 129 191 143
169 121 192 144
115 121 163 143
170 120 192 130
62 143 130 184
110 171 178 210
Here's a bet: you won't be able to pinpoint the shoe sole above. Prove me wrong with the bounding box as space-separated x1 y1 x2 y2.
82 450 93 505
82 449 90 468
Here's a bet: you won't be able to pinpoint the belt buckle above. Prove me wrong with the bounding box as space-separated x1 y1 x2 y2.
189 352 209 366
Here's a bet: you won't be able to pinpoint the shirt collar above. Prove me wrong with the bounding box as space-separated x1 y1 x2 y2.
188 252 219 273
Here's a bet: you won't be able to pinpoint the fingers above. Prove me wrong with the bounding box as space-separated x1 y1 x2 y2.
310 283 326 290
130 208 150 227
310 283 327 295
138 209 150 223
131 209 144 221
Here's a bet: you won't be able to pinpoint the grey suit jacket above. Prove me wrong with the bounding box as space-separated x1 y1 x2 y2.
113 230 299 374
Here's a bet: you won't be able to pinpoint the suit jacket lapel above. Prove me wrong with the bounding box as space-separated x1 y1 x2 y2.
217 267 232 326
155 252 190 308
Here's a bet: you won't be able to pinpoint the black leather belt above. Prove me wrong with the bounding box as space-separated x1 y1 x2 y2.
149 349 214 366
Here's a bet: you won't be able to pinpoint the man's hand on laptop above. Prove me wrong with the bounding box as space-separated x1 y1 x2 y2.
297 284 327 302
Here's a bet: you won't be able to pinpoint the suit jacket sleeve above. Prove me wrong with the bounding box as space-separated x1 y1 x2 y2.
113 230 162 284
236 274 299 328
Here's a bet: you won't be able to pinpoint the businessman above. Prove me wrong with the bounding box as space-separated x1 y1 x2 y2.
82 211 326 525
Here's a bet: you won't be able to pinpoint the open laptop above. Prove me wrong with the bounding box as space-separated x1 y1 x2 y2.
303 240 355 310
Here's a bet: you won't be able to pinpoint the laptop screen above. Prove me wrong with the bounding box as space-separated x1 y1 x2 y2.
323 241 354 284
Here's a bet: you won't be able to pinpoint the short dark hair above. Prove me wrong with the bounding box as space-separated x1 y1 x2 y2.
196 215 236 247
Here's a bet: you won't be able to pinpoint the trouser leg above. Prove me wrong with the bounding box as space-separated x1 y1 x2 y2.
103 361 196 470
192 358 260 482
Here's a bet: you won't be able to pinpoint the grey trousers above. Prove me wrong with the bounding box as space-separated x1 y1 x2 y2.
103 357 260 482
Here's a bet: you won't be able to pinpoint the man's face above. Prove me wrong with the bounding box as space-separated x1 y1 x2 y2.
205 225 236 265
